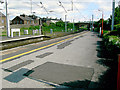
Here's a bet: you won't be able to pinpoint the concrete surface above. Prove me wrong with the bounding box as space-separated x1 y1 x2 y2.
0 35 44 43
1 31 107 88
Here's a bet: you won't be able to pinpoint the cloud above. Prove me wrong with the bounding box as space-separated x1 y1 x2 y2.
1 0 119 22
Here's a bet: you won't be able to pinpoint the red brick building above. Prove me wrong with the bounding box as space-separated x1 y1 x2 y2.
0 12 6 29
11 14 39 25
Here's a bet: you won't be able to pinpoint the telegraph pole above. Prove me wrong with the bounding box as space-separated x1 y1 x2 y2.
90 19 91 30
31 0 32 14
58 1 67 32
111 0 115 31
92 14 94 31
71 0 73 11
5 0 10 37
39 18 42 35
65 15 67 32
73 19 74 31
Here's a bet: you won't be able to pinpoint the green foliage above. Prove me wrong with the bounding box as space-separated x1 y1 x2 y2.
79 27 88 30
20 27 29 31
67 23 73 28
56 21 64 27
34 26 40 30
114 24 120 30
20 25 40 35
41 21 78 34
43 23 48 27
105 30 120 37
29 26 36 30
107 7 120 30
103 30 110 35
94 28 99 32
103 34 120 59
94 7 120 31
49 22 56 27
107 36 120 47
114 7 120 24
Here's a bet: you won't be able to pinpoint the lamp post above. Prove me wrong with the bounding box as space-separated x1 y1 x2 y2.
58 1 67 32
98 9 104 37
89 19 91 30
5 0 10 37
111 0 115 31
73 19 74 32
92 14 94 31
65 14 67 32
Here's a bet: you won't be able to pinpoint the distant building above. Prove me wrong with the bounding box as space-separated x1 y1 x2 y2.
41 17 62 26
0 12 6 29
11 14 39 25
11 14 62 26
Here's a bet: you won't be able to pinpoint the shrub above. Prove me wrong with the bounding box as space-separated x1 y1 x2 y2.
114 24 120 30
29 26 36 30
106 30 120 37
34 26 40 30
43 23 48 27
103 34 120 59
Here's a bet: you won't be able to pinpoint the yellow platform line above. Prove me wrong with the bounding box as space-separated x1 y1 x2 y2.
0 32 88 63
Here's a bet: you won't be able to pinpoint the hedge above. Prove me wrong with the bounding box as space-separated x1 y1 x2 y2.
114 24 120 30
104 35 120 48
103 32 120 59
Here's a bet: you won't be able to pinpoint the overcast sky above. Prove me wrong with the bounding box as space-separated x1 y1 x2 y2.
0 0 120 22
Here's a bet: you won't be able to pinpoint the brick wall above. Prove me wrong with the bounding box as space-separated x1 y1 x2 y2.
0 16 6 29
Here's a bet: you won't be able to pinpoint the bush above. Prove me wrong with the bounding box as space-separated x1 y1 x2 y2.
103 34 120 59
107 36 120 48
43 23 48 27
79 27 88 30
114 24 120 30
94 28 99 32
56 21 64 27
106 30 120 37
34 26 40 30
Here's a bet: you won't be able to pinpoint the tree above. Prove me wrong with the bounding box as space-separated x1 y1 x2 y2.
108 7 120 25
114 7 120 24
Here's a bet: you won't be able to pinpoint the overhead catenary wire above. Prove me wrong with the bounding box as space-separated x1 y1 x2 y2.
61 1 120 3
73 4 88 21
40 2 49 14
58 0 67 13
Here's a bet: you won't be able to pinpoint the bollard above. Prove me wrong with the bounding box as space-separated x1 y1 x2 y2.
117 54 120 90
